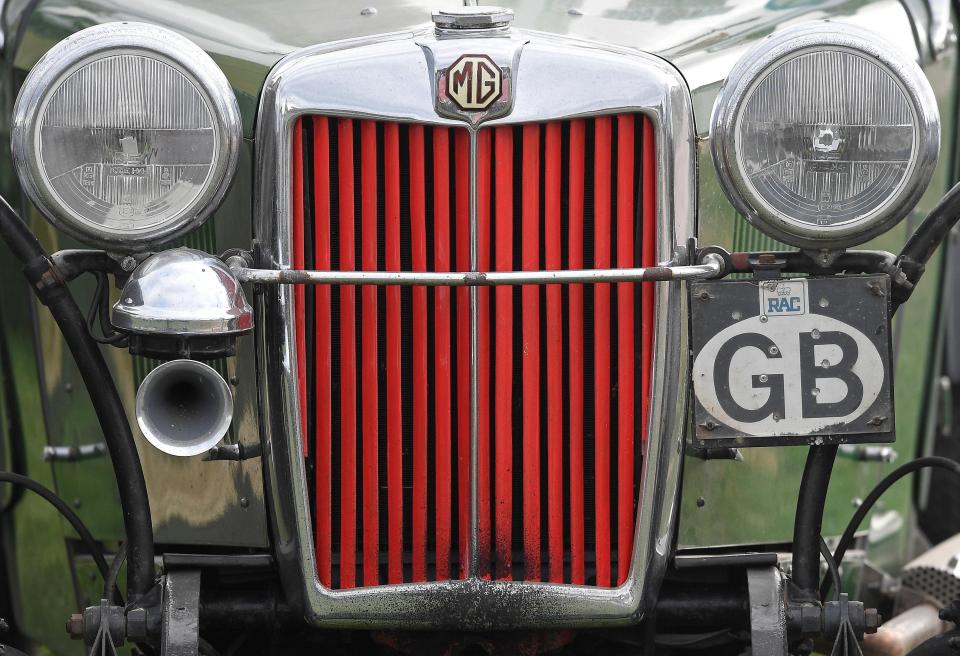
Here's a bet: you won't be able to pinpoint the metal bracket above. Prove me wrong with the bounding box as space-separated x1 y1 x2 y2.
203 441 262 462
42 443 106 462
747 566 789 656
161 570 201 656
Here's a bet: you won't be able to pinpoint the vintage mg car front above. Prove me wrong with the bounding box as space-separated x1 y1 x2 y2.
2 0 960 654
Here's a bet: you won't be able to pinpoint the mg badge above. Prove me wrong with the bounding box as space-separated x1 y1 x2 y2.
445 54 502 111
432 49 516 125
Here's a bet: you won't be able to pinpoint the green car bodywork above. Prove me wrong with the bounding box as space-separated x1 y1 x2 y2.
0 0 954 651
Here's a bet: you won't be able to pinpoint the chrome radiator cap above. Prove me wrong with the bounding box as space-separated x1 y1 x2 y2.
112 248 253 336
432 6 513 30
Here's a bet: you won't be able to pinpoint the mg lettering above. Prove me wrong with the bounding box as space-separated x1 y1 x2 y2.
445 54 502 111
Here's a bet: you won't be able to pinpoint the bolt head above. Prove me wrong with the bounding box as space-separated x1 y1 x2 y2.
864 608 881 633
66 613 83 639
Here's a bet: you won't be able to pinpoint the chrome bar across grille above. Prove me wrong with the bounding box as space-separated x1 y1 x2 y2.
230 258 724 286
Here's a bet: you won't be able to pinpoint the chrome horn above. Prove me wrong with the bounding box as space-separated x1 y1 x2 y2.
135 359 233 457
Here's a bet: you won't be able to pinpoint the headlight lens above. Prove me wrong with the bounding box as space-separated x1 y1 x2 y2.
712 24 939 249
13 23 240 250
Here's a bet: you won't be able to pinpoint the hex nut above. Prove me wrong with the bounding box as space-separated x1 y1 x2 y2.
126 607 147 640
864 608 881 634
799 605 822 635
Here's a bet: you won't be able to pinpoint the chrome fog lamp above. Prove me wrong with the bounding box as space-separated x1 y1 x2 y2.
111 248 253 359
11 22 241 251
711 23 940 249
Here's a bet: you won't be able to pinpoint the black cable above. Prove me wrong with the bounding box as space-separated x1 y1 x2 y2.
0 194 155 600
819 535 841 602
103 542 126 605
820 455 960 600
84 272 125 345
792 445 839 601
0 471 109 579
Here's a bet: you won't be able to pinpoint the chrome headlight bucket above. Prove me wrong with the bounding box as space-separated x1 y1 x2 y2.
711 23 940 249
11 22 241 251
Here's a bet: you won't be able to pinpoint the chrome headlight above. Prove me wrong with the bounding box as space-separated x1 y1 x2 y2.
11 22 241 251
711 23 940 249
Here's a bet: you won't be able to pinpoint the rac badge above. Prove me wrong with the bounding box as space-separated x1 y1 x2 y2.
445 54 502 111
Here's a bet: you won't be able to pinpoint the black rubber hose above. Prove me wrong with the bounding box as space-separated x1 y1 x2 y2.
0 195 154 600
820 456 960 600
0 471 109 579
791 444 839 601
899 180 960 274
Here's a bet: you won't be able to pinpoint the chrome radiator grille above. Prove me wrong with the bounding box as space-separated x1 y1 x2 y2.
255 23 694 628
290 114 656 589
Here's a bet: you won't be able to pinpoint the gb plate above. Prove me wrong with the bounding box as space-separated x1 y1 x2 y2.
690 275 893 447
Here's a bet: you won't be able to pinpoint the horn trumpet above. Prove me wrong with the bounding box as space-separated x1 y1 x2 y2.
135 359 233 457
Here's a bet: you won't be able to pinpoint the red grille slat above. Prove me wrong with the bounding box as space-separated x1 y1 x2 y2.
312 116 333 587
593 115 613 588
477 129 493 578
642 119 657 448
544 122 564 584
520 123 541 582
616 114 636 586
409 125 428 584
493 126 513 581
292 121 308 458
433 127 453 581
337 118 357 590
455 129 471 579
360 120 379 588
567 119 586 586
384 122 403 585
294 114 655 590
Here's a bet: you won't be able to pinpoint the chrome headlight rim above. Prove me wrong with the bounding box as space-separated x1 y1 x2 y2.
710 22 940 249
11 21 241 252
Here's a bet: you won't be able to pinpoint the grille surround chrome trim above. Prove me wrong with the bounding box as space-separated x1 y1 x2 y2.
254 24 696 629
